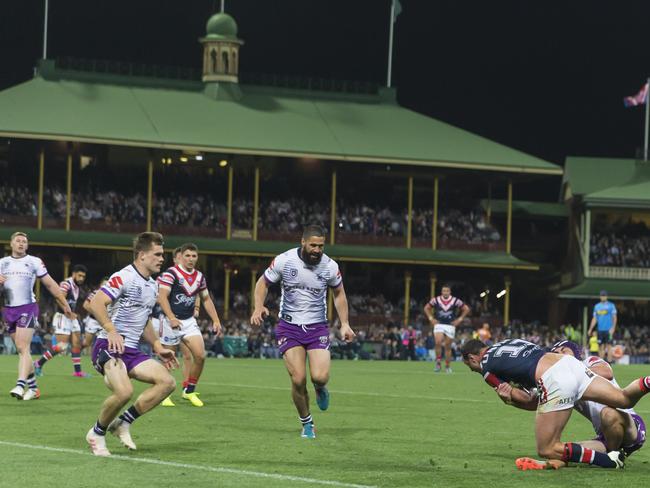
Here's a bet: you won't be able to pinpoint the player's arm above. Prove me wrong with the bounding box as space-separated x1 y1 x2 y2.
89 288 123 353
199 289 222 336
157 285 181 329
484 372 537 410
142 319 178 370
41 274 74 318
588 313 597 335
452 303 470 326
332 283 355 342
194 294 201 318
586 357 614 380
610 308 617 338
83 297 92 314
251 276 270 326
423 302 437 325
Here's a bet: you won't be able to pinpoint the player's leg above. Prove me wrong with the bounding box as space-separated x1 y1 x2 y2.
34 315 69 374
444 333 453 373
307 348 331 411
433 330 444 372
160 344 179 407
599 407 627 451
284 346 314 437
181 334 207 407
83 333 96 355
86 358 133 456
71 330 89 377
180 340 192 390
582 374 650 409
10 326 35 399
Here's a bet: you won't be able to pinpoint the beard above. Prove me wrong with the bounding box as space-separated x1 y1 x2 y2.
302 246 323 265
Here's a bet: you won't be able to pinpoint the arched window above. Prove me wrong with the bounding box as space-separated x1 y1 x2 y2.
210 48 218 73
222 51 229 73
231 51 238 74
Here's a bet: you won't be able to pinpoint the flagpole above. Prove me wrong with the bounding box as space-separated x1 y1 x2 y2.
386 0 396 88
221 0 225 12
42 0 49 59
643 78 650 161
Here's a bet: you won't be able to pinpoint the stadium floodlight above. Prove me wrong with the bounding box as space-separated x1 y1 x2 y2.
479 290 490 298
180 156 189 163
219 159 228 167
496 289 507 299
195 154 203 161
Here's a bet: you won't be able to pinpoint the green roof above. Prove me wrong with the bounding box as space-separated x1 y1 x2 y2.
205 13 239 40
563 157 650 207
0 60 561 175
479 199 568 218
559 278 649 301
0 227 539 270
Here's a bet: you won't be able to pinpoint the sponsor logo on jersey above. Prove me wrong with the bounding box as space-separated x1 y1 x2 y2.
173 293 196 307
290 268 298 278
108 276 123 290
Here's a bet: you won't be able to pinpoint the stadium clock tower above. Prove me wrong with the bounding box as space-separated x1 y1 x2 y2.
200 12 244 100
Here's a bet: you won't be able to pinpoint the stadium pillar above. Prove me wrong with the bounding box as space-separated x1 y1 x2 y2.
330 170 337 245
37 148 45 230
504 276 511 326
226 166 233 240
583 210 591 277
253 167 260 241
582 305 588 349
403 271 412 325
506 180 513 254
146 159 153 232
432 176 439 250
406 176 413 248
486 181 492 224
250 267 257 316
65 148 72 231
429 272 437 299
63 256 70 278
224 266 231 320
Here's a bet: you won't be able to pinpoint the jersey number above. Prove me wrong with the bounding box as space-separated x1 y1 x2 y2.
493 340 528 358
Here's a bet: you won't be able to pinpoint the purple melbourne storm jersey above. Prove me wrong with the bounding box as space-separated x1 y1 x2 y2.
428 295 465 324
263 248 342 326
59 277 81 310
157 265 206 320
480 339 546 390
0 255 48 306
98 265 158 348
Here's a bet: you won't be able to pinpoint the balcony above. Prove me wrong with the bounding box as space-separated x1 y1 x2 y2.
590 266 650 281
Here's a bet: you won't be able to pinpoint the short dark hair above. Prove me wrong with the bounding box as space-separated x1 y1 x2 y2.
71 264 87 274
441 283 452 290
180 243 198 254
460 339 486 360
133 232 164 259
302 224 326 240
173 246 182 256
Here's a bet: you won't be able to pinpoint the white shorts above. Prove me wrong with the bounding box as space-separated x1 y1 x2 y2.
84 317 102 335
53 312 81 335
433 324 455 339
158 316 202 346
537 355 596 414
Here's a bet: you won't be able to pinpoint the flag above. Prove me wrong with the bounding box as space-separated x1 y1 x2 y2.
392 0 402 23
624 83 649 107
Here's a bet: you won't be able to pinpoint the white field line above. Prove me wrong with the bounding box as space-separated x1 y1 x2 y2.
0 440 377 488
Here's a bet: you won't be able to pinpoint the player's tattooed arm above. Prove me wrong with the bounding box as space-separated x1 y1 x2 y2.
496 383 538 411
41 273 75 319
199 289 222 337
423 302 437 325
250 276 270 327
452 303 470 327
332 283 356 342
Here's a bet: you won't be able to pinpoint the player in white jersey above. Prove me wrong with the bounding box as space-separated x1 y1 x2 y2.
34 264 91 377
0 232 73 400
251 225 355 439
157 243 222 407
84 232 178 456
82 277 108 355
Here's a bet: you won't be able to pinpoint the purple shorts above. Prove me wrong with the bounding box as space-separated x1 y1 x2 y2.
275 319 330 355
594 413 646 456
91 338 150 375
2 303 39 334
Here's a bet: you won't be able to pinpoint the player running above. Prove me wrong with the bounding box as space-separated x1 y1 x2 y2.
85 232 177 456
82 277 108 355
515 340 646 470
0 232 73 400
34 264 90 377
157 243 222 407
423 284 469 373
461 338 650 469
250 225 356 439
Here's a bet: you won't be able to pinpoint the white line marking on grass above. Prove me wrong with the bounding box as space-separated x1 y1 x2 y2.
0 440 376 488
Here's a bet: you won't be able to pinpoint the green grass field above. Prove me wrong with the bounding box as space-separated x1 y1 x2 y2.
0 355 649 487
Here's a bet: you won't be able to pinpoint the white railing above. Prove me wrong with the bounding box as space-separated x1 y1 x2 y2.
590 266 650 280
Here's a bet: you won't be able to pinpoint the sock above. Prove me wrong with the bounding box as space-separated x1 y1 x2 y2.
27 373 38 391
72 348 82 373
184 377 198 394
299 414 313 425
562 442 616 468
639 377 650 393
445 358 450 368
182 380 189 390
37 344 62 367
93 420 107 436
119 405 141 425
15 379 26 389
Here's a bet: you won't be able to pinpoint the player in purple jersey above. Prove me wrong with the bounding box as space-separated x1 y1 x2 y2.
251 225 356 439
85 232 178 456
34 264 90 377
0 232 74 400
461 338 650 469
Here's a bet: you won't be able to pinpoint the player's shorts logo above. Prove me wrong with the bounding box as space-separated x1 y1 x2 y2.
319 335 328 344
18 314 28 325
585 369 594 378
278 337 287 346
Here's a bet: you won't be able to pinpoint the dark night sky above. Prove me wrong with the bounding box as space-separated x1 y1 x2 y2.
3 0 650 165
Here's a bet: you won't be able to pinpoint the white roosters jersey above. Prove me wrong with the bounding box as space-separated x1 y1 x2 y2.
0 255 48 306
263 248 342 326
574 355 637 434
98 265 158 348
